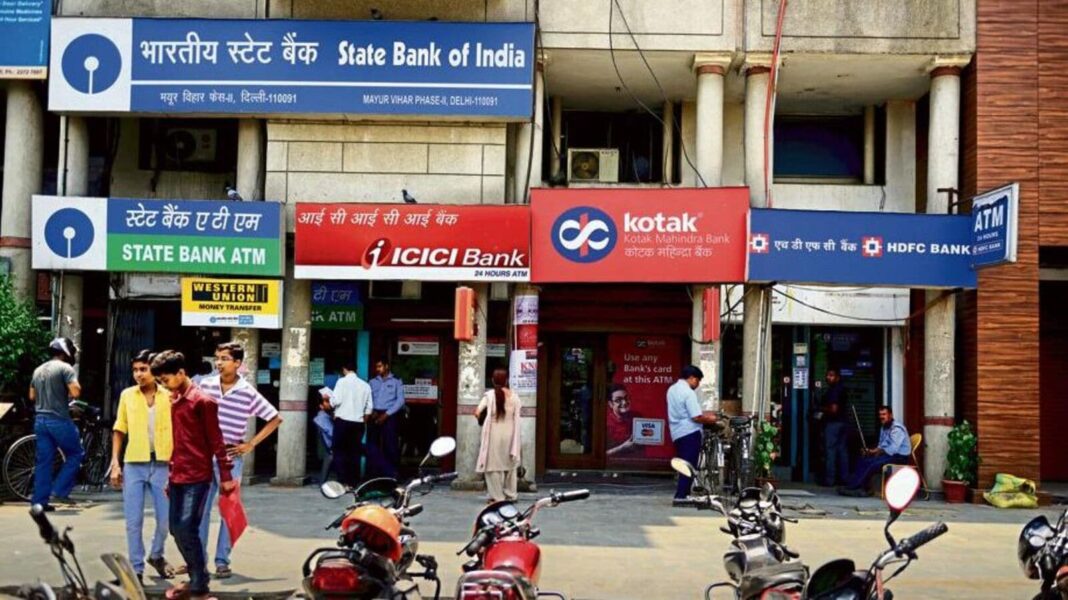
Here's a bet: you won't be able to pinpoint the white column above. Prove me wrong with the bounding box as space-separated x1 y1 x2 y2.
550 96 563 180
923 56 970 491
273 260 311 485
513 284 538 488
0 81 43 300
455 283 489 487
662 102 674 184
693 52 732 187
691 285 719 410
863 105 876 185
514 62 545 202
742 56 774 417
57 116 89 354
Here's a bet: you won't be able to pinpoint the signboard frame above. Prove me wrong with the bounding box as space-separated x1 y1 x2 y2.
181 277 283 329
970 182 1019 269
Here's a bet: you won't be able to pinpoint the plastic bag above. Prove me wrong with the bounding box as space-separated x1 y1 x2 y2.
983 473 1038 508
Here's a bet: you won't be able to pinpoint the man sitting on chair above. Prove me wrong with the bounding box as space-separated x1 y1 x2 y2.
838 406 911 497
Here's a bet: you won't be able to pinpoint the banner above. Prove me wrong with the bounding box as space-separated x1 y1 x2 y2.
49 18 534 118
311 281 363 330
530 188 749 283
32 196 284 276
606 334 681 468
181 277 283 329
295 203 530 281
971 183 1019 269
748 208 977 288
0 2 49 78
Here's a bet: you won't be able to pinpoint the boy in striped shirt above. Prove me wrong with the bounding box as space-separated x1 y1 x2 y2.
197 342 283 579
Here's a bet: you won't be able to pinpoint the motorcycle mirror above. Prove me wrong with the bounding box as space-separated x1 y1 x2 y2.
320 481 348 499
761 481 775 501
884 466 921 518
670 458 695 478
429 436 457 458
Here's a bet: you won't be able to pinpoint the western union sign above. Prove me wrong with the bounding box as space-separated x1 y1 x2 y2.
181 277 283 329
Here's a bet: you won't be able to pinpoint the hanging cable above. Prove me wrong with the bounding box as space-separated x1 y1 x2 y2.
763 0 788 207
520 3 543 204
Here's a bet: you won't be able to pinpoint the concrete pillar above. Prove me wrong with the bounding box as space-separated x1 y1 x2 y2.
662 102 674 184
514 61 544 202
691 285 719 410
742 56 774 417
693 52 732 187
923 56 969 491
273 261 311 486
0 81 44 300
513 284 537 489
455 282 489 487
549 96 563 180
56 116 90 354
863 105 876 185
233 118 265 479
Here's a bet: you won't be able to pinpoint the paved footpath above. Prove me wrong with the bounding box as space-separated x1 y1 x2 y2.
0 482 1058 599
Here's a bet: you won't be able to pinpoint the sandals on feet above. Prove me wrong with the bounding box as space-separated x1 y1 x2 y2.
164 583 189 600
148 556 177 579
214 566 232 579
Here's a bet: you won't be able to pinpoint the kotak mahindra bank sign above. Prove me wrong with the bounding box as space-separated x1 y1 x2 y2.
530 188 749 283
295 203 530 281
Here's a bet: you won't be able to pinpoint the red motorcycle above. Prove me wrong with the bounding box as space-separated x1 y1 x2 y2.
454 489 590 600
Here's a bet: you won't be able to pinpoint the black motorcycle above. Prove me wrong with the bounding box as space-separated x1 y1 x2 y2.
671 457 808 600
1019 508 1068 599
805 466 947 600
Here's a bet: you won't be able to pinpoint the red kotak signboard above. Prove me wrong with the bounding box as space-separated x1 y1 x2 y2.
295 204 531 281
530 188 749 282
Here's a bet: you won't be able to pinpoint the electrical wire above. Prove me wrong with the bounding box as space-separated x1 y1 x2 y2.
763 0 789 207
520 2 543 204
770 287 952 325
608 0 706 187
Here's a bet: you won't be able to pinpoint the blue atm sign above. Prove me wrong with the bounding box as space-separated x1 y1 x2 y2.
971 183 1019 269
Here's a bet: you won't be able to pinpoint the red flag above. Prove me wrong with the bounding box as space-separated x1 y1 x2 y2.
218 485 248 545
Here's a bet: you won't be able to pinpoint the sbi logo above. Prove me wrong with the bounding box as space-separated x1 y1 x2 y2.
44 208 95 259
61 34 122 95
551 206 616 263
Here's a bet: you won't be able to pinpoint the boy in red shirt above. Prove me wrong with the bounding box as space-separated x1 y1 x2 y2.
150 350 234 600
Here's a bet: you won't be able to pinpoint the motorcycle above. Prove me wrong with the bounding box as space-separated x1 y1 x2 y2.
804 466 948 600
1018 507 1068 599
301 436 458 600
671 457 808 600
454 488 591 600
21 504 146 600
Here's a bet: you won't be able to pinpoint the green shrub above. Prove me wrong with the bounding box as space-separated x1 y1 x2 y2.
754 420 780 478
0 276 50 394
944 420 979 486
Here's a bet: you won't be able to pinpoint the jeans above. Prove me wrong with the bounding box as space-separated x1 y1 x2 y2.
846 454 909 490
122 461 170 574
32 415 85 506
332 419 366 488
367 413 400 479
673 430 702 499
170 481 211 595
823 421 850 487
199 455 243 568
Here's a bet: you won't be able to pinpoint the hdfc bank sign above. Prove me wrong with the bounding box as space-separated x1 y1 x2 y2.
531 188 749 283
295 203 530 281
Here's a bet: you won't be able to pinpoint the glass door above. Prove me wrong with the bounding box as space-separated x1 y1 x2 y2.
547 336 607 469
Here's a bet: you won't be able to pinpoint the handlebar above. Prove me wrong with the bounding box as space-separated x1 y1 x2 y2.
553 489 590 504
460 529 493 556
407 504 424 518
30 504 57 543
424 471 458 486
895 522 948 557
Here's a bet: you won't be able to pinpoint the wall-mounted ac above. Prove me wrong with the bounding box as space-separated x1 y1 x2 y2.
567 148 620 183
159 127 218 168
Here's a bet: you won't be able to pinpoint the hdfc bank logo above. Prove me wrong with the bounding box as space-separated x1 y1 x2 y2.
861 236 884 258
551 206 617 263
749 233 769 254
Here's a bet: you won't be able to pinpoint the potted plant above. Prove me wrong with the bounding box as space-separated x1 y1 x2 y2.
754 420 780 485
943 420 978 503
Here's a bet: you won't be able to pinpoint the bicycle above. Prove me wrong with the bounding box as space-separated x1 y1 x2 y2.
694 414 755 501
3 401 113 502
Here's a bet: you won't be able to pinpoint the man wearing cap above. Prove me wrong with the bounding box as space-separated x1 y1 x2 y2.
29 338 85 510
667 365 719 507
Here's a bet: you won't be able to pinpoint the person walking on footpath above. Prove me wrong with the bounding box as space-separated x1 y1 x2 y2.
29 338 85 511
368 358 405 478
110 349 177 583
197 342 282 579
476 368 521 503
667 365 719 507
329 362 373 488
151 350 234 600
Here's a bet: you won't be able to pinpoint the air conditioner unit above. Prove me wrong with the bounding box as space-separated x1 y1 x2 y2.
158 127 218 168
567 148 620 183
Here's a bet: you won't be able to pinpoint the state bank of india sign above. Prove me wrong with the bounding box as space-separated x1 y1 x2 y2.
31 196 284 276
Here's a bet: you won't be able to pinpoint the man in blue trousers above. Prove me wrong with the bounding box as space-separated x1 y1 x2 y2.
667 365 719 507
838 406 911 497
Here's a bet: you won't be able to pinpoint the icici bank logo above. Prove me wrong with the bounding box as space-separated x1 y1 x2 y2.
551 206 617 263
361 238 392 269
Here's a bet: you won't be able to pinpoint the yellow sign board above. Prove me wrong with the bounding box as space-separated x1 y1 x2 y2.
181 278 283 329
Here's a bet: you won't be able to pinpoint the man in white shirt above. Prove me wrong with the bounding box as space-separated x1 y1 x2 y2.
667 365 719 507
330 363 373 487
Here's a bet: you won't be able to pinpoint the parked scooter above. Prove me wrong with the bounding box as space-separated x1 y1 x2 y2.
454 488 591 600
671 457 807 600
1018 508 1068 599
301 436 458 600
804 466 948 600
21 504 146 600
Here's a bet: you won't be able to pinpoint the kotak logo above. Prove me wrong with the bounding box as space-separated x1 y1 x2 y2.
861 236 884 258
361 237 526 269
623 212 698 233
551 206 616 263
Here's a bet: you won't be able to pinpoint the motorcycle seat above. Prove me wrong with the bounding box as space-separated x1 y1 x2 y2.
739 561 808 599
730 416 752 428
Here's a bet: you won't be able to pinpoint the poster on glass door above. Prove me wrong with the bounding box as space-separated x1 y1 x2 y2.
606 334 680 468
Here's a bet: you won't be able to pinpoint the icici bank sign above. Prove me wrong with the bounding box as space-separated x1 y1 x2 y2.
531 188 749 283
295 203 531 281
